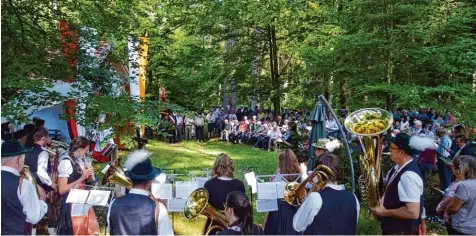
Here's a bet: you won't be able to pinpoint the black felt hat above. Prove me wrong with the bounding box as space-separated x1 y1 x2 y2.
1 140 33 158
124 150 161 180
390 133 413 155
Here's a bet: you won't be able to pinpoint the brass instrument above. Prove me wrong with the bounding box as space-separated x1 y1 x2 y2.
20 165 40 197
46 148 61 203
344 108 392 208
283 165 335 206
184 188 227 235
101 158 133 189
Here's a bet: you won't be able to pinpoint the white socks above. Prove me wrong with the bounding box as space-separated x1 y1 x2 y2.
48 227 56 235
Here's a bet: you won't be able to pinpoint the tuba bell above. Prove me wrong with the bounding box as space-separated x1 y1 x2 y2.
20 165 40 197
283 165 334 206
344 108 393 208
101 158 133 189
184 188 227 235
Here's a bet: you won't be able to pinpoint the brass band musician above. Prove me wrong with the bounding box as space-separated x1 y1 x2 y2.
1 140 48 235
107 150 174 235
293 154 360 235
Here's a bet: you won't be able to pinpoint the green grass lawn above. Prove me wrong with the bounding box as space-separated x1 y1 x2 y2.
113 139 445 235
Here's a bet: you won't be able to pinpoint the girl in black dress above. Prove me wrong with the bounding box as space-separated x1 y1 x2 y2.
264 149 305 235
56 137 97 235
204 153 245 234
219 191 264 235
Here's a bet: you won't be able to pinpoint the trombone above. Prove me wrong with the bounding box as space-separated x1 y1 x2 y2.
283 165 334 206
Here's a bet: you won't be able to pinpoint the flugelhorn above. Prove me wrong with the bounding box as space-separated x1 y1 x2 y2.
344 108 392 208
184 188 227 235
283 165 334 206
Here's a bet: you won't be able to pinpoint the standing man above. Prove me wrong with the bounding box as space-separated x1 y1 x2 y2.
195 112 205 144
107 150 174 235
1 140 48 235
370 133 424 234
24 127 58 235
184 115 194 140
325 114 339 138
451 135 474 158
436 128 453 190
293 154 360 234
176 113 184 141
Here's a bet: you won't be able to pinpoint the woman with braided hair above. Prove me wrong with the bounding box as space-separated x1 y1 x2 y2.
56 136 98 235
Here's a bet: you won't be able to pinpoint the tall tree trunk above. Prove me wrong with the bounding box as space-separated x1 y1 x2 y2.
268 24 280 116
339 78 346 109
225 36 236 109
250 27 264 106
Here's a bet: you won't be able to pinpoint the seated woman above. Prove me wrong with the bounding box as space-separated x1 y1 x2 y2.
204 154 245 234
219 191 264 235
264 149 306 235
444 155 476 235
436 155 465 234
56 137 98 235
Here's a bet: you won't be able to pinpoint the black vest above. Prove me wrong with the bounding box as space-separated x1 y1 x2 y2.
109 193 157 235
24 144 51 190
1 171 27 235
381 160 423 234
304 188 358 235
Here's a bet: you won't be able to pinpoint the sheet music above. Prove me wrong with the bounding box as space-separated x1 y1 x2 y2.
245 172 257 193
87 190 111 206
256 199 278 212
66 189 90 204
71 204 93 216
257 182 278 200
167 198 187 212
194 177 209 188
151 183 173 199
276 182 287 199
175 181 192 199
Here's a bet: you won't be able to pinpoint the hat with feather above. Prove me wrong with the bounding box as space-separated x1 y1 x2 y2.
125 150 161 180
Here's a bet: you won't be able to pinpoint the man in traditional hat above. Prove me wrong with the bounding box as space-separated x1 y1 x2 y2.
370 133 432 234
1 140 48 235
312 138 340 159
107 150 174 235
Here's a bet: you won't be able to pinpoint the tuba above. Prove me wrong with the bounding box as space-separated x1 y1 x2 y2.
344 108 393 208
101 158 133 189
20 165 40 197
283 165 335 206
184 188 227 235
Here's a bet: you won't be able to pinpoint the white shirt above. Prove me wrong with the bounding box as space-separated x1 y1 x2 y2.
176 116 183 125
185 117 194 125
384 159 423 203
325 119 339 132
1 166 48 224
194 116 204 126
37 147 53 186
58 155 95 179
293 184 360 232
107 188 174 235
267 129 282 139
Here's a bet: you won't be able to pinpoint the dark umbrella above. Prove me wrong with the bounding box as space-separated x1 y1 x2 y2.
307 101 327 170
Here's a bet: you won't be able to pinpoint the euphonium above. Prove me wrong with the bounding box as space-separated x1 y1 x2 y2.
283 165 334 206
184 188 227 235
20 165 40 197
344 108 393 208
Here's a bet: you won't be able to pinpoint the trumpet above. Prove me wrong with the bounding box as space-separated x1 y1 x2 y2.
283 165 335 206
